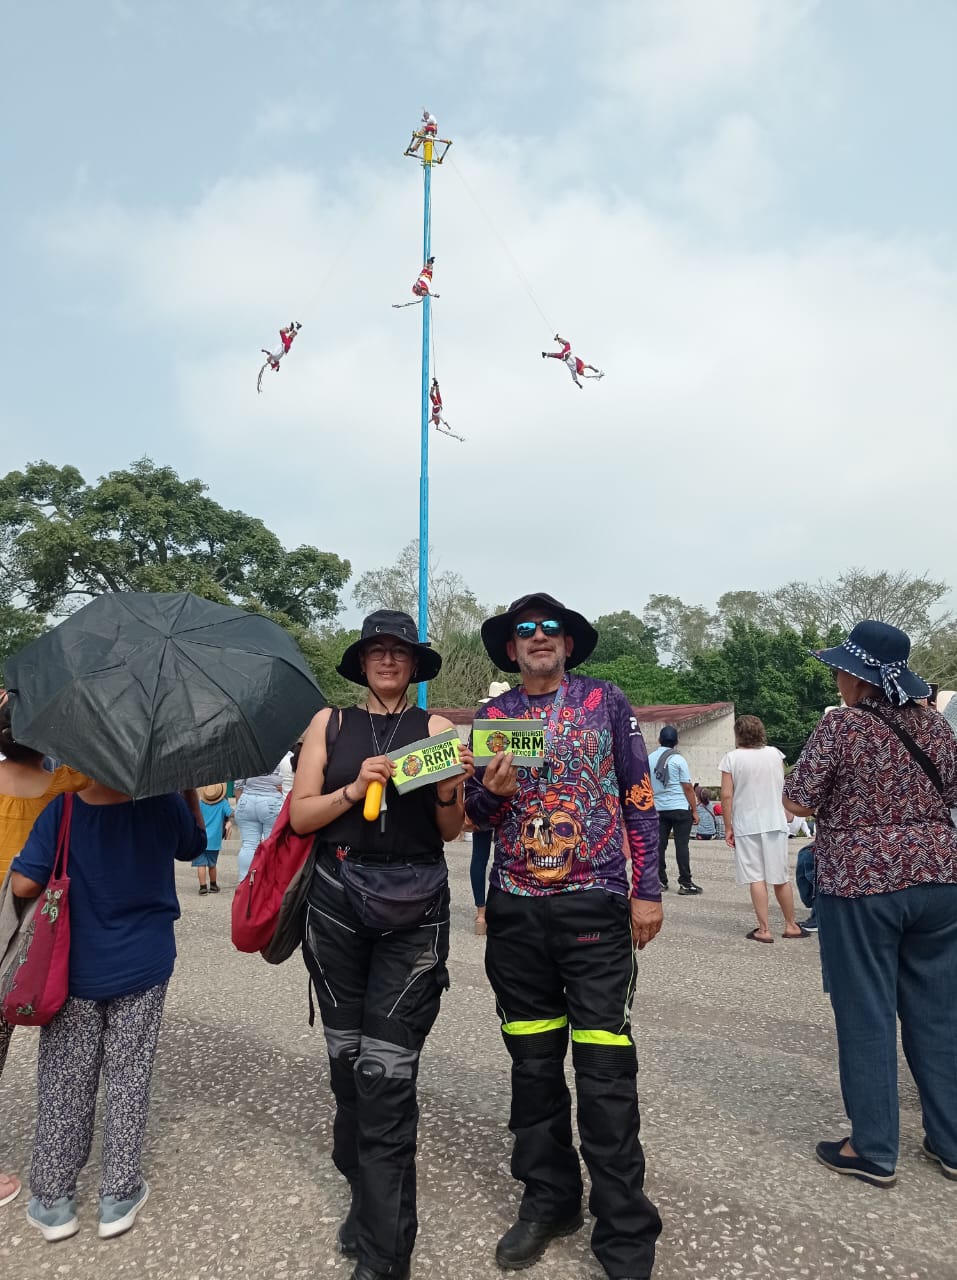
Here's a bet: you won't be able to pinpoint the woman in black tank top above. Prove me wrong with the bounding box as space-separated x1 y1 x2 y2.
289 610 474 1280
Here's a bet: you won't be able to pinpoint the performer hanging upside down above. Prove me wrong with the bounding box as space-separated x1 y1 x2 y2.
430 378 445 427
413 257 437 298
542 334 603 389
429 379 465 441
392 258 440 309
257 321 301 392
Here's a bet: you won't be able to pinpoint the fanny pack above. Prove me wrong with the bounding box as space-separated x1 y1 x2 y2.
337 856 448 931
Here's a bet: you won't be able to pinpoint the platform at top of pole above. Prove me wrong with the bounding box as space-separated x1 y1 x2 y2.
403 133 453 164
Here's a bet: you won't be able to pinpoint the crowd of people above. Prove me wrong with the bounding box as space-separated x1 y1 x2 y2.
1 602 956 1278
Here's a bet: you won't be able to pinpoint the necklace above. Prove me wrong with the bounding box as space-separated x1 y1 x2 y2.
365 696 410 834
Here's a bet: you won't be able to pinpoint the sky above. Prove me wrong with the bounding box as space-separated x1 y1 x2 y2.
2 0 956 628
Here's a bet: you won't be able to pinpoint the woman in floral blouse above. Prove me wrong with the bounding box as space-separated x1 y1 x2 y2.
783 620 957 1189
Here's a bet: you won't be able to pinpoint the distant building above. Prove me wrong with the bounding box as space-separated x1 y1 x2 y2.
434 699 736 786
632 703 736 785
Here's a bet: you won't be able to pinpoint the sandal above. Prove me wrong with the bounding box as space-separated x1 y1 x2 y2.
745 928 774 944
782 927 811 939
0 1173 21 1207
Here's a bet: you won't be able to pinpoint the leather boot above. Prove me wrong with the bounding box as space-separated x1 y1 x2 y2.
495 1211 584 1269
350 1263 411 1280
337 1184 359 1258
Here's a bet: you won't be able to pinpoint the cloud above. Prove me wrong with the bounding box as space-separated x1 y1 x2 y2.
252 96 332 140
590 0 819 119
35 122 957 616
664 113 780 227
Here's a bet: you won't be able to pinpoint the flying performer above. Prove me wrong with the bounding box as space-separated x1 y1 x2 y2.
392 257 439 308
430 378 464 441
257 321 301 393
542 334 604 390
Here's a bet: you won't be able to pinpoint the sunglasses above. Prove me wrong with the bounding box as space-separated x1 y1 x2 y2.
514 619 564 639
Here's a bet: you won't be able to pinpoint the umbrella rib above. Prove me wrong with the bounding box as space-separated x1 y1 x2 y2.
166 641 279 772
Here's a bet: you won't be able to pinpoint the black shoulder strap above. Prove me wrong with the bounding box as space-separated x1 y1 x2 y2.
325 707 342 758
856 704 945 795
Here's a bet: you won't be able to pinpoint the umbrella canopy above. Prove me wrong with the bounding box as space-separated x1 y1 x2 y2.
5 592 326 799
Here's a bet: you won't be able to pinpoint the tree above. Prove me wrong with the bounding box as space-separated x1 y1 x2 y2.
427 630 502 708
642 594 718 668
589 611 659 665
911 623 957 689
352 540 484 644
686 621 837 759
578 656 694 706
768 569 950 646
0 459 351 627
293 625 364 707
714 590 777 633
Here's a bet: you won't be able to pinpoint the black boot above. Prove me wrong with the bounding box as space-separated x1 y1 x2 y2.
495 1212 584 1269
350 1264 410 1280
338 1184 359 1258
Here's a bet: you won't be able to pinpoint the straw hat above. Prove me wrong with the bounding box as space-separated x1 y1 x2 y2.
200 783 227 804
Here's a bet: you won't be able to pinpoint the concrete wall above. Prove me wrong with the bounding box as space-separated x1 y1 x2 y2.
637 710 736 786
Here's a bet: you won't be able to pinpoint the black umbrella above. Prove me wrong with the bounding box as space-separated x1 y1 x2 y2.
5 592 326 798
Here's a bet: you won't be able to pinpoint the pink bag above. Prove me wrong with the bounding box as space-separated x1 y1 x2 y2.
0 793 73 1026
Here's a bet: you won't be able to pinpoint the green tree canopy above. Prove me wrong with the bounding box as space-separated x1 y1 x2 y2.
589 611 659 665
0 458 351 628
685 620 839 759
578 656 694 706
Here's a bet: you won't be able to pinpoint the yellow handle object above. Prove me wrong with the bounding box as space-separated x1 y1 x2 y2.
363 781 384 822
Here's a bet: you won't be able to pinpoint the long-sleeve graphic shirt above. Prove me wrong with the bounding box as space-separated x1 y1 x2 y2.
464 675 660 900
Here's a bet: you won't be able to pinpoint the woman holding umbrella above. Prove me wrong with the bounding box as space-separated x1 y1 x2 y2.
291 610 473 1280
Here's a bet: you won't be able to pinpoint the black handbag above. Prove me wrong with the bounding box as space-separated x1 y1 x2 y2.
338 857 448 931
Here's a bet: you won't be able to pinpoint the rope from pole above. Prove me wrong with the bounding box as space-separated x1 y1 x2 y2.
448 155 556 336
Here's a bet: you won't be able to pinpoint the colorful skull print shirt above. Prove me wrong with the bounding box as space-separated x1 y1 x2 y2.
464 676 660 900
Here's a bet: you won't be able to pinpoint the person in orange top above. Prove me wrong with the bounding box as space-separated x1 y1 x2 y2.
0 692 88 1209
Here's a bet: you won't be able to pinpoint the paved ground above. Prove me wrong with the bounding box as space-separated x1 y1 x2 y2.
2 836 955 1279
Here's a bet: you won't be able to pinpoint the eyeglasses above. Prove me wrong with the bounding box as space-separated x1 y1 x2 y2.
513 619 564 639
364 645 414 662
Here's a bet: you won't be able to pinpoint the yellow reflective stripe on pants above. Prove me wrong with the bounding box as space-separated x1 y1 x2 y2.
571 1029 632 1046
501 1016 568 1036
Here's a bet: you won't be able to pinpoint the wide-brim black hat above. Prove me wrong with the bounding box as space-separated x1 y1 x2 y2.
481 592 598 674
812 619 929 705
337 610 442 687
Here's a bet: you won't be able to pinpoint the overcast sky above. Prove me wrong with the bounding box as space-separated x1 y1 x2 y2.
2 0 955 626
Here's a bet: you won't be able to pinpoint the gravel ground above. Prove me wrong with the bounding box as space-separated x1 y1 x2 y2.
1 836 954 1279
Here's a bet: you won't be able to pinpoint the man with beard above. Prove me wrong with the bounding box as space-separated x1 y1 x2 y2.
465 594 663 1280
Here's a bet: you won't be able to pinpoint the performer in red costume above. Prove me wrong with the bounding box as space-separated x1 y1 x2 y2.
542 334 603 389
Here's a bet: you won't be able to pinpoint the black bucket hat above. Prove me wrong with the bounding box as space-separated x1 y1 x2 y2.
812 619 930 706
480 592 599 674
337 610 442 686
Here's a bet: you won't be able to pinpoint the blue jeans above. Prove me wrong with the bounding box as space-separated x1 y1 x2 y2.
817 883 957 1172
795 845 815 908
235 791 283 881
470 829 493 907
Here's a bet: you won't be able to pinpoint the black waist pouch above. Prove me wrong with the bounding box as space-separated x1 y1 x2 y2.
338 857 448 930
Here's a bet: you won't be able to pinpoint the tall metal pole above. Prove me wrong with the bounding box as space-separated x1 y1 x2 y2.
416 138 434 709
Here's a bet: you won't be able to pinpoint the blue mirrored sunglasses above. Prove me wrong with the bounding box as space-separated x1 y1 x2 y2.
514 619 564 639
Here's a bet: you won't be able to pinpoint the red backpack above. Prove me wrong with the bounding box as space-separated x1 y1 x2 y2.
230 792 313 954
231 711 337 956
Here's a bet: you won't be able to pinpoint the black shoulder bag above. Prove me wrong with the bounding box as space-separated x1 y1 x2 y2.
856 704 955 827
